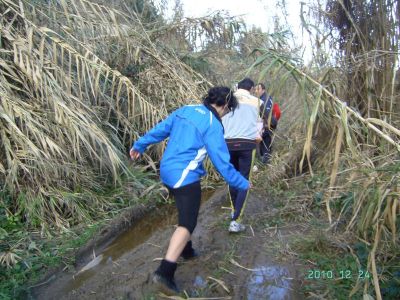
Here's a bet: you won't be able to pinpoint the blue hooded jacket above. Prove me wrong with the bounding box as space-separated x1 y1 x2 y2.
132 104 249 190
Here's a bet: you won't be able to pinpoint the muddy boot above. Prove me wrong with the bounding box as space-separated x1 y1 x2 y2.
152 259 179 294
262 151 271 164
180 241 199 260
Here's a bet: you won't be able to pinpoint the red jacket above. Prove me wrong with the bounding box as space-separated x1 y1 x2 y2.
272 103 281 121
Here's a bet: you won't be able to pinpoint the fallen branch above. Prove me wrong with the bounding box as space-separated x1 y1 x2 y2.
207 276 230 293
229 259 258 272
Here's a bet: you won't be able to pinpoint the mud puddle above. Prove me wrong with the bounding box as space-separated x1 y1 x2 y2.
34 189 305 300
61 189 215 294
247 264 294 300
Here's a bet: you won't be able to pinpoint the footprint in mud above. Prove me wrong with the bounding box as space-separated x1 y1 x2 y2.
247 265 293 300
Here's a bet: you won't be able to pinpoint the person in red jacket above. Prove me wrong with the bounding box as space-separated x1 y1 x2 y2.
255 83 281 163
272 102 281 121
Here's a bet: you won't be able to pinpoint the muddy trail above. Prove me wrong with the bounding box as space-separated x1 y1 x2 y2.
32 188 307 300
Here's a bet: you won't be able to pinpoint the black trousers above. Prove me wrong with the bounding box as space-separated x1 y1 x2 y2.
259 130 273 162
228 149 255 220
168 181 201 234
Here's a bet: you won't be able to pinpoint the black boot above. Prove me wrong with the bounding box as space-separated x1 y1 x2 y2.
180 241 199 260
153 259 179 293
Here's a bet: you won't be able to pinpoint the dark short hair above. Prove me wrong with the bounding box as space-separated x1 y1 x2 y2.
237 78 254 91
257 83 266 90
203 86 238 112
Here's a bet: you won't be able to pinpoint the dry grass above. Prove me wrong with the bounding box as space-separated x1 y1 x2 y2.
0 0 245 237
0 2 398 298
0 1 256 277
247 1 400 296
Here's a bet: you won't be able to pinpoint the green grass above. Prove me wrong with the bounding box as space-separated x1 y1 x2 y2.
252 169 397 299
0 216 104 299
291 231 372 299
0 168 164 300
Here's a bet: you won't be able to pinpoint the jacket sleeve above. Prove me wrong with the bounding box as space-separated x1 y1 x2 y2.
203 122 249 191
262 97 277 129
261 96 273 119
270 115 278 129
132 109 178 153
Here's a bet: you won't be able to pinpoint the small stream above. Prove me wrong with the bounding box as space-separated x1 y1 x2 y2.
63 189 215 292
59 188 298 299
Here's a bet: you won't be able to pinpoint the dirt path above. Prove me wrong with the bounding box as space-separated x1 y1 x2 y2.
33 188 306 300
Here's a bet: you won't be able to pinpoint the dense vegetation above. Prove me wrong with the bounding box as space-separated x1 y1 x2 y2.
0 0 399 299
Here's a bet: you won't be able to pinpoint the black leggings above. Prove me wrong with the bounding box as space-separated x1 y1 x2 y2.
260 130 273 158
168 181 201 234
229 149 254 220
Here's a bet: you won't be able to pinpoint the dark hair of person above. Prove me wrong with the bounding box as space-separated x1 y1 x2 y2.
257 83 266 90
237 78 255 91
203 86 238 112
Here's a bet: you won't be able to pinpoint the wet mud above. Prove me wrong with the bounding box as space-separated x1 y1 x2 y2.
33 188 305 300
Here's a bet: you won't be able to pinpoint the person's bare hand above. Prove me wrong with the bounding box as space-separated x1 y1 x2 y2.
248 182 253 189
130 148 140 160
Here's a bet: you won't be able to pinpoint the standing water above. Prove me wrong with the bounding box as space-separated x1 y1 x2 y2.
247 265 293 300
63 189 215 292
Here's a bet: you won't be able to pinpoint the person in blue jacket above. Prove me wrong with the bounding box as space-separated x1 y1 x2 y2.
130 86 250 293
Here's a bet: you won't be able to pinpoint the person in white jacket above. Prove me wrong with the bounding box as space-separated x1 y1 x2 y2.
222 78 261 233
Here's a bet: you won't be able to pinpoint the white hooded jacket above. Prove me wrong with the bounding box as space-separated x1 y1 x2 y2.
222 89 262 140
